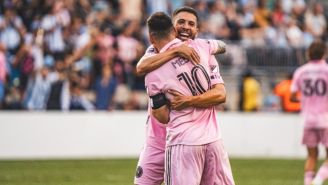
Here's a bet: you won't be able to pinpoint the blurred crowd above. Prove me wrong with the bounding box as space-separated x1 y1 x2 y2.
0 0 327 111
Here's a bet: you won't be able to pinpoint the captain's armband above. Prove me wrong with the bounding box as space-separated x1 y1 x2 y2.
150 93 168 109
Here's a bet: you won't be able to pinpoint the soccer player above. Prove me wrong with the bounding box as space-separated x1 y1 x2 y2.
145 12 234 184
290 40 328 185
134 7 227 185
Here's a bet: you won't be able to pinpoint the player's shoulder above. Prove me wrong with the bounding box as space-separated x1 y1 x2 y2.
144 72 159 87
193 38 221 51
321 61 328 68
293 65 305 75
193 38 209 44
194 38 220 44
145 67 164 82
294 63 312 77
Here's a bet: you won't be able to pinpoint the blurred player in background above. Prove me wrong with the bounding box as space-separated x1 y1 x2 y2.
134 6 227 185
144 12 234 184
290 40 328 185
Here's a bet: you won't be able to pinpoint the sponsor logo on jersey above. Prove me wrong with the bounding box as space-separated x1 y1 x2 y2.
135 166 143 178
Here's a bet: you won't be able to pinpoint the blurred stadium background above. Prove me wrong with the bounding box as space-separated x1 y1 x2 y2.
1 0 328 184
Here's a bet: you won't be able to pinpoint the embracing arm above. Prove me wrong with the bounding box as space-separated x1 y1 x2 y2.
137 49 177 76
136 43 200 76
168 83 226 110
152 105 170 124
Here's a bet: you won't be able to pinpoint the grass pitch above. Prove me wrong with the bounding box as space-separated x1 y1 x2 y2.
0 158 326 185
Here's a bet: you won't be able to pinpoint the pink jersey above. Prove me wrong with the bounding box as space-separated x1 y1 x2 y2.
291 60 328 128
145 38 224 146
141 46 167 149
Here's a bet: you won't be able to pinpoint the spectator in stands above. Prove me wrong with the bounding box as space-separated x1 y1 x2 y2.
12 42 35 94
271 0 285 27
41 0 69 60
25 66 55 110
253 0 271 28
264 16 288 47
3 85 22 110
0 6 25 57
119 0 143 21
207 0 230 39
94 64 117 110
193 0 209 22
0 44 6 108
304 2 326 41
116 20 144 88
262 82 280 112
286 17 304 48
46 60 70 111
69 79 94 111
146 0 169 15
274 72 300 113
90 22 115 82
225 2 242 41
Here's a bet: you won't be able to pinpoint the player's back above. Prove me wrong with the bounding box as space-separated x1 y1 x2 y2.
140 45 167 149
145 39 221 146
292 60 328 128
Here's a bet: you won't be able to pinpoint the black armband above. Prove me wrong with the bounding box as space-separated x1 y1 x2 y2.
150 93 168 109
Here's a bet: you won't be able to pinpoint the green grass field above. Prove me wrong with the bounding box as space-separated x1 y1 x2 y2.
0 158 327 185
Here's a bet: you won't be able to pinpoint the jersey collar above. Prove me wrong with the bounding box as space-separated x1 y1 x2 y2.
309 59 326 64
159 38 181 53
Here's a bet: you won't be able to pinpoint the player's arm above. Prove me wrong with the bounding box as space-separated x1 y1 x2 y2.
152 105 170 124
289 71 300 103
209 39 226 55
168 83 226 110
150 93 170 124
169 53 225 110
290 92 300 103
194 39 226 55
136 44 200 76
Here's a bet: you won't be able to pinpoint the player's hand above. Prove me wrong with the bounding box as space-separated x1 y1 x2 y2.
174 43 200 65
167 89 192 110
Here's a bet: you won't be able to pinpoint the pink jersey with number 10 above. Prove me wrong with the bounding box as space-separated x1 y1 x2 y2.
291 60 328 128
145 38 224 147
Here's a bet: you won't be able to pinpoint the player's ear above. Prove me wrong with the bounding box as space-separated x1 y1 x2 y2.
173 27 177 36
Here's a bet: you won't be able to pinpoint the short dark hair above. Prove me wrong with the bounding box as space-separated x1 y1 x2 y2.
147 12 174 39
308 40 327 60
172 6 199 25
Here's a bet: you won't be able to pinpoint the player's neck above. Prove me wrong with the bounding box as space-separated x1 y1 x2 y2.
154 36 176 52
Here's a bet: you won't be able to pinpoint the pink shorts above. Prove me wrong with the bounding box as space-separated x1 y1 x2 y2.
134 144 165 185
302 127 328 148
164 140 235 185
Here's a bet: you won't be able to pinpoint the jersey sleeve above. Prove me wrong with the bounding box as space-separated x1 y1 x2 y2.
207 39 226 55
139 45 157 61
290 69 301 93
145 71 167 109
208 55 224 85
194 39 226 55
145 71 163 97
